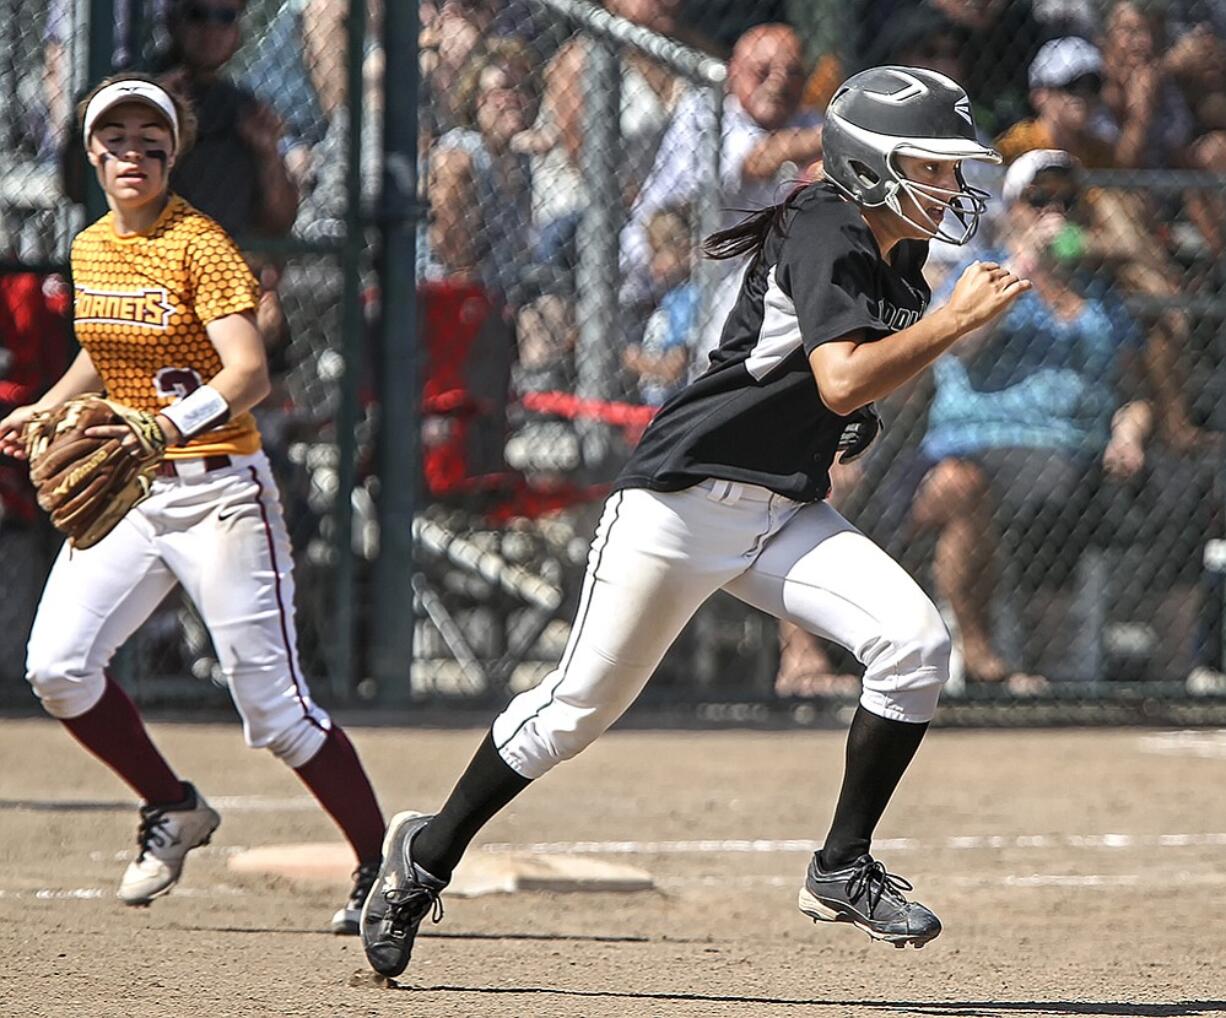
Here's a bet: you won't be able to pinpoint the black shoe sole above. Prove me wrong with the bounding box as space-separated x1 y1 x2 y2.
798 886 941 949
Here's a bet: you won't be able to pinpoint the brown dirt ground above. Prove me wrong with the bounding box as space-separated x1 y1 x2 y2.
0 718 1224 1018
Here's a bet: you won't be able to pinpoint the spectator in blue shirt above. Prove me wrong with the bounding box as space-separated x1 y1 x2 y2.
623 206 700 407
910 150 1151 690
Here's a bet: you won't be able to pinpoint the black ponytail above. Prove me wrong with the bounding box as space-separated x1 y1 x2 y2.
701 181 811 263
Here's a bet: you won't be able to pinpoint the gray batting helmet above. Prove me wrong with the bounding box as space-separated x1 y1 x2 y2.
823 66 1000 245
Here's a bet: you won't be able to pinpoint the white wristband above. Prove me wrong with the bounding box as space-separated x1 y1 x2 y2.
160 384 230 442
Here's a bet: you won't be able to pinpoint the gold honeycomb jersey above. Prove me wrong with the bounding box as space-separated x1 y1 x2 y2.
71 194 261 459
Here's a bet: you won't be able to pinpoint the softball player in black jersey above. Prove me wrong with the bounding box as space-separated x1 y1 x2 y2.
362 66 1032 976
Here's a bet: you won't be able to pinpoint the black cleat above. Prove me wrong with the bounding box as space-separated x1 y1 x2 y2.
331 858 382 935
360 811 447 978
798 853 941 948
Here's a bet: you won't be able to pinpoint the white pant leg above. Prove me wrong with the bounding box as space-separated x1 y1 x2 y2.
493 484 776 778
725 500 950 723
156 453 329 767
26 514 176 718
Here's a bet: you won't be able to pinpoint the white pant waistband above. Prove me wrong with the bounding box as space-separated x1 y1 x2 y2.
697 478 792 505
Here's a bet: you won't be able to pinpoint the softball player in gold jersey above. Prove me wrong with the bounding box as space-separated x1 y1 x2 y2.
0 75 385 932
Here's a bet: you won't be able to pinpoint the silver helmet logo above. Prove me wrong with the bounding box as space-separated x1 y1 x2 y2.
862 70 929 105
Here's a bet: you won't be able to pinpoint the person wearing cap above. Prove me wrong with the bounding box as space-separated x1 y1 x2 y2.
995 37 1118 168
0 74 387 936
995 33 1202 447
910 148 1151 691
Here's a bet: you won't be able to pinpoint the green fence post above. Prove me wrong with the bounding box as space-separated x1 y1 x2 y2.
370 0 419 703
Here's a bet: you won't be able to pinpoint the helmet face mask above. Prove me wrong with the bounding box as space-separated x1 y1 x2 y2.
822 66 1001 245
883 151 992 246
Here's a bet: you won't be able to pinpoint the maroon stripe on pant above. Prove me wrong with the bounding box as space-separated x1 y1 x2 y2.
248 465 324 730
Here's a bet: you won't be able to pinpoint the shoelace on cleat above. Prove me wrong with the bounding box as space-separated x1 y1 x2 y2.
381 883 444 939
348 862 381 909
135 808 172 861
844 859 914 916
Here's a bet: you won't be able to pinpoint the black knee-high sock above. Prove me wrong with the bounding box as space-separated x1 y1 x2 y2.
412 730 531 881
819 706 928 870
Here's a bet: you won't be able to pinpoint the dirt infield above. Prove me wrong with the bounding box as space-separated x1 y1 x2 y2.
1 717 1223 1018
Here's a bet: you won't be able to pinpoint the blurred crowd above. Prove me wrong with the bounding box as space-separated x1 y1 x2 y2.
2 0 1226 696
409 0 1226 695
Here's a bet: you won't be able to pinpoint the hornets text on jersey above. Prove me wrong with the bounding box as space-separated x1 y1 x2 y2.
70 194 260 459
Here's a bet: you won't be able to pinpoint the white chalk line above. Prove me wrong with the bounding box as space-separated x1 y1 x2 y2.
0 885 248 901
480 832 1226 856
210 796 318 811
1139 729 1226 759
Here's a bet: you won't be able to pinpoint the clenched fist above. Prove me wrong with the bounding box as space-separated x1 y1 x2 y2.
944 260 1031 335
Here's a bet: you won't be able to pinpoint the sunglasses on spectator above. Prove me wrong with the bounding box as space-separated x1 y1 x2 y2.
1022 189 1078 212
1058 74 1101 98
184 3 240 25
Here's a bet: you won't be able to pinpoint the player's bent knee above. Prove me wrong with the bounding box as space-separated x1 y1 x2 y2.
263 717 330 769
24 648 106 719
500 725 599 780
493 665 639 778
865 599 951 676
496 713 612 779
861 603 952 723
879 663 948 722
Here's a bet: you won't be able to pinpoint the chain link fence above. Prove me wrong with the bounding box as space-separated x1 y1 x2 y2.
5 0 1226 722
409 0 1226 723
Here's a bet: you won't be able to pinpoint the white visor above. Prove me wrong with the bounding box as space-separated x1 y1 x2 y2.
83 80 179 152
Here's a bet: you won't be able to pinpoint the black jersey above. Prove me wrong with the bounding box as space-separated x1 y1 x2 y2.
616 181 932 502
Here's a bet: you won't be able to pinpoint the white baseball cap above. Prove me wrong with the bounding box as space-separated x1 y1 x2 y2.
82 79 180 151
1028 37 1103 90
1002 149 1078 204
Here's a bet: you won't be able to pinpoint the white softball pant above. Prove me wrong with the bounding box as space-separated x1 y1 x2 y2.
493 480 951 779
26 451 330 768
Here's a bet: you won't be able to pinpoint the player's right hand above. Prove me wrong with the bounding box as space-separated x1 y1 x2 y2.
0 404 41 460
944 261 1032 335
